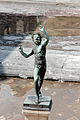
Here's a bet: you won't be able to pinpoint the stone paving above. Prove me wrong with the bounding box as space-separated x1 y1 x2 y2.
0 77 80 120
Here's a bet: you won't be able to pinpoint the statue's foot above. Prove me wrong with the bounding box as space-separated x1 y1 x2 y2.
35 97 39 104
39 91 42 97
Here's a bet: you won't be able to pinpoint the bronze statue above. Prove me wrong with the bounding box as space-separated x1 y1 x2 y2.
19 25 49 103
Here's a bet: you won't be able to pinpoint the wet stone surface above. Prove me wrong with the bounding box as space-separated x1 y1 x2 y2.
0 77 80 120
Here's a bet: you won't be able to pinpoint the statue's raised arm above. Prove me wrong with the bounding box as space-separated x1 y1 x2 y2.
39 25 49 46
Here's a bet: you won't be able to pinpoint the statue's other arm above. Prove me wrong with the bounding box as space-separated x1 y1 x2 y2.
19 45 34 58
39 25 49 46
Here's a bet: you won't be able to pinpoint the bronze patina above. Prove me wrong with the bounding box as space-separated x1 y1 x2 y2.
19 25 49 104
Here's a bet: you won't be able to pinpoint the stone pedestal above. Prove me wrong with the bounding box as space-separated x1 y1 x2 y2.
22 95 52 120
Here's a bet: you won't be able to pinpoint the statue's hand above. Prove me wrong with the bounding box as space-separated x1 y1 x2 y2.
19 45 23 52
39 25 44 32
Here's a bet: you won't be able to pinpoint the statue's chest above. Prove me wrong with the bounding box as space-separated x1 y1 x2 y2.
33 45 46 56
34 45 41 53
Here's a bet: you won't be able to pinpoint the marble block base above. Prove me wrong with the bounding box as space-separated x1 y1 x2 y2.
22 95 52 120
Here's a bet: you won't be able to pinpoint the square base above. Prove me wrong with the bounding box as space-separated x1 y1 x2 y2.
23 95 52 111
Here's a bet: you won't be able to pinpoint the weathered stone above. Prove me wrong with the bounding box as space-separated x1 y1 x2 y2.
61 55 80 81
0 13 38 35
1 35 80 81
23 95 52 111
67 116 79 120
0 46 80 82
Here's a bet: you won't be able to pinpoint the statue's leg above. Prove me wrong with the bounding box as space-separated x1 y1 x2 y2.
38 65 46 96
34 67 40 103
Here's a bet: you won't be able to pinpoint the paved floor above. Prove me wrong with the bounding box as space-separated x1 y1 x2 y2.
0 77 80 120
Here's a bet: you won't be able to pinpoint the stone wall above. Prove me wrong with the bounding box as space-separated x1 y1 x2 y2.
0 35 80 81
0 13 44 35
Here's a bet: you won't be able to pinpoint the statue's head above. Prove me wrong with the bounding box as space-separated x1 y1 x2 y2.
32 33 42 45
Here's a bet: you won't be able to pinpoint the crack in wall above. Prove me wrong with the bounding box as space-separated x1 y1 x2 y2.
59 55 69 82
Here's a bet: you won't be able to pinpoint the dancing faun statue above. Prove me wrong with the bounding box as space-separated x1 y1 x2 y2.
19 25 49 104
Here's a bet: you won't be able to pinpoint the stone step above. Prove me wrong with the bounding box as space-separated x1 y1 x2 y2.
0 47 80 81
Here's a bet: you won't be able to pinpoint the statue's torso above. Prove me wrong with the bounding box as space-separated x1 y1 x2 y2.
33 44 46 67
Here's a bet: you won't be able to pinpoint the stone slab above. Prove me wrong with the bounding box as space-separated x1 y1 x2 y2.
23 95 52 111
1 46 80 81
22 109 50 120
0 0 80 17
1 35 80 81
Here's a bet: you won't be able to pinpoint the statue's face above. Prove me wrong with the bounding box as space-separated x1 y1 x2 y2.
33 34 41 45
